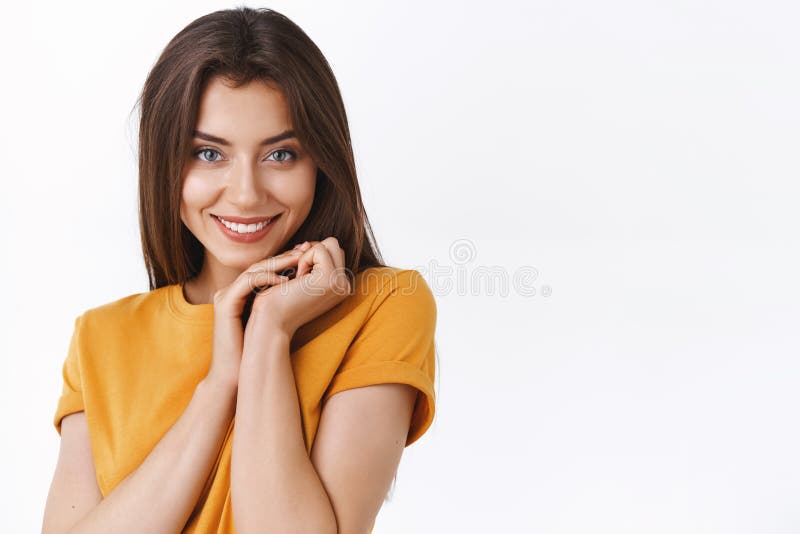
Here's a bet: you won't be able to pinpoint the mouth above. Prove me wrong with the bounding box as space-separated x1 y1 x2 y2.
211 212 282 242
211 213 281 233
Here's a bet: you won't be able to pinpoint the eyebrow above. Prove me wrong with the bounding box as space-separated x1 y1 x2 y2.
192 129 296 146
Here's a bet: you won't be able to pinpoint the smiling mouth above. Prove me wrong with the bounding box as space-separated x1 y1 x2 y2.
212 213 281 233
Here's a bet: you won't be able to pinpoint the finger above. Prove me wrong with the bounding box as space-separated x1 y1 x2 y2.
322 237 350 294
233 269 288 299
249 249 303 275
335 246 349 292
222 252 298 302
291 240 318 276
296 240 316 252
319 237 347 292
214 267 287 319
296 242 335 279
245 270 290 295
320 236 345 272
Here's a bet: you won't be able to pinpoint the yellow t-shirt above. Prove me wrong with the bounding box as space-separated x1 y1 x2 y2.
53 266 436 533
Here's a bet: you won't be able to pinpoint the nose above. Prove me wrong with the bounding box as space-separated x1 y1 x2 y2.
227 160 268 209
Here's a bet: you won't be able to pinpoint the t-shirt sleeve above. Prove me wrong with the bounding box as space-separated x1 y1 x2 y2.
322 269 438 447
53 314 85 436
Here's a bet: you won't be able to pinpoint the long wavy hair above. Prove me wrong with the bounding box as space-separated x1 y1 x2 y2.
133 6 384 290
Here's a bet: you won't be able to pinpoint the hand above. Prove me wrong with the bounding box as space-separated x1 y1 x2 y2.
205 248 305 388
248 237 352 338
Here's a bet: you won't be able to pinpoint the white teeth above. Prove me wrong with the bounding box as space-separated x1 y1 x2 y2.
216 216 271 233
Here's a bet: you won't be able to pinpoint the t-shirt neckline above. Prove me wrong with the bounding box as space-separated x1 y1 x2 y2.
167 282 214 324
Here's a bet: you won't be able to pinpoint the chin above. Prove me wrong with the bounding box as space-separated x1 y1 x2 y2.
210 246 270 270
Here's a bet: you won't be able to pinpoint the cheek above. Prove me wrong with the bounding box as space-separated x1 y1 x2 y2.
275 167 317 211
180 174 218 217
270 166 317 218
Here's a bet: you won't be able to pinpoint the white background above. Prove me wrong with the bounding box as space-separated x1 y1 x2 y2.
2 1 799 532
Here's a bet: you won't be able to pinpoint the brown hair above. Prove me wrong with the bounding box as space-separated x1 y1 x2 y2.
134 6 384 290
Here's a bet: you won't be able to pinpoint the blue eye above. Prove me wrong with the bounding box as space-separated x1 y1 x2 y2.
192 147 297 164
195 147 222 163
268 149 296 163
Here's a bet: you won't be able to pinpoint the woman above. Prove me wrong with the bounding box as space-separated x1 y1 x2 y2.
42 7 437 534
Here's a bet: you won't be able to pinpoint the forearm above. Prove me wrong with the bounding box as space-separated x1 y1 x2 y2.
231 327 337 534
68 378 237 534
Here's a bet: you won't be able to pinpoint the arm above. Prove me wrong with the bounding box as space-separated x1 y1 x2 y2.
231 327 338 534
42 378 237 534
309 382 417 534
42 412 102 534
230 322 419 534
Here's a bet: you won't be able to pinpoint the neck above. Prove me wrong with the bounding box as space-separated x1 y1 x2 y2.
183 254 243 305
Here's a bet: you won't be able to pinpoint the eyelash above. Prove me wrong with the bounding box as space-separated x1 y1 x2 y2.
192 146 297 164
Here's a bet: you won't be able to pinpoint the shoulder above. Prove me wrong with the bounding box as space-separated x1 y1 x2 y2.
76 285 172 330
351 266 436 323
353 265 434 300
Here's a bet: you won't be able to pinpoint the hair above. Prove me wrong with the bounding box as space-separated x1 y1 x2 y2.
133 6 384 291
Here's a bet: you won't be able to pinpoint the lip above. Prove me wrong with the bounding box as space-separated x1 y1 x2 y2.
212 213 278 224
212 213 281 243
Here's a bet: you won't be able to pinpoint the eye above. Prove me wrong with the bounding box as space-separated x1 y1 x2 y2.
267 149 296 163
191 147 297 164
194 147 222 163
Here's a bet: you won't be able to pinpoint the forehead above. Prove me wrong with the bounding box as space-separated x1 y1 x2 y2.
194 77 292 139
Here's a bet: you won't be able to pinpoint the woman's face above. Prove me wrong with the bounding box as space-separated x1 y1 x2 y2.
180 76 317 274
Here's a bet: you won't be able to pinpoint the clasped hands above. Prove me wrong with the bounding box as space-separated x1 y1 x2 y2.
207 237 352 388
243 236 352 337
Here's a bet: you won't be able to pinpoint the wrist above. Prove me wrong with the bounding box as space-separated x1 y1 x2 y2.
248 309 296 341
240 324 292 375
